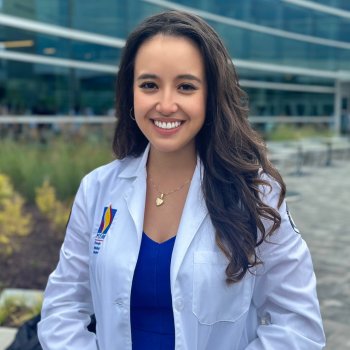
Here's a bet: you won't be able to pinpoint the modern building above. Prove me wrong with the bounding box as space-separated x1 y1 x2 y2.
0 0 350 133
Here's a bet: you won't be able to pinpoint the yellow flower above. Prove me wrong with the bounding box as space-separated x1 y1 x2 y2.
35 180 71 231
0 174 32 255
0 174 14 205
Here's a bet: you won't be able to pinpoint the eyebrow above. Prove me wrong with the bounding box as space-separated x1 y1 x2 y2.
136 73 202 83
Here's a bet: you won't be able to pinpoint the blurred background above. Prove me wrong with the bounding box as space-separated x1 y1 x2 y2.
1 0 350 133
0 0 349 349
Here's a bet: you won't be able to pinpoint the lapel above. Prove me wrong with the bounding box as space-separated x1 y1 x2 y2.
170 157 208 288
119 145 209 285
120 145 149 245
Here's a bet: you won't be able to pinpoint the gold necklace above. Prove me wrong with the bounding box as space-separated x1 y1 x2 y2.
148 176 191 207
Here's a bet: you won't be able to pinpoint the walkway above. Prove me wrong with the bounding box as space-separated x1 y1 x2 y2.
283 159 350 349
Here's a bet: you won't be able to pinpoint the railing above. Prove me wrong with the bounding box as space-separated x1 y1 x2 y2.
268 137 350 176
0 115 333 124
0 115 115 124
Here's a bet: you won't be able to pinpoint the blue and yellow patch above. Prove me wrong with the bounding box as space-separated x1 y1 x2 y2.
93 205 117 254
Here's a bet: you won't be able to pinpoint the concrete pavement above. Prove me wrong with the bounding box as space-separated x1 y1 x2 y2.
0 328 16 350
283 160 350 349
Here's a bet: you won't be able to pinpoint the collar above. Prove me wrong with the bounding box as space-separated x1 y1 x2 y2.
118 144 150 179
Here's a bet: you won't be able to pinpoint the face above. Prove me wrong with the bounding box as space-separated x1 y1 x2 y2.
133 34 207 156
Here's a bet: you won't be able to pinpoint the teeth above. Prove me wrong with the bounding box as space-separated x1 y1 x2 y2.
154 120 181 129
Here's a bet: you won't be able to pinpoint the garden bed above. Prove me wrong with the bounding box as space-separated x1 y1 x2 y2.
0 204 64 291
0 288 43 328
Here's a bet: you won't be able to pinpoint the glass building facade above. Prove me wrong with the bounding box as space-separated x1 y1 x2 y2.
1 0 350 132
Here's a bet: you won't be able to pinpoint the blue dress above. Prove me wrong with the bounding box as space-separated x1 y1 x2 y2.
130 232 176 349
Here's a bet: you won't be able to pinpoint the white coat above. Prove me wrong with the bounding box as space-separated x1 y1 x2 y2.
38 145 326 349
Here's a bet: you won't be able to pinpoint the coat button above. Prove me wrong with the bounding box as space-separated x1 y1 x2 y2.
259 312 271 325
174 298 184 311
114 298 124 308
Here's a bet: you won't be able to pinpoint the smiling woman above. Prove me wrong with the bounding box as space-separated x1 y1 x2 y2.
38 10 326 350
133 34 206 156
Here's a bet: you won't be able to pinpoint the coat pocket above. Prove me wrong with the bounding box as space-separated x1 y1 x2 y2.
192 251 254 325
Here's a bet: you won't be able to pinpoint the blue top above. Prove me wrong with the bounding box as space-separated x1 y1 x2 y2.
130 232 176 349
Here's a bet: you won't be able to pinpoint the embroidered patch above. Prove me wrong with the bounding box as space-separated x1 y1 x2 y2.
286 204 300 234
93 205 117 254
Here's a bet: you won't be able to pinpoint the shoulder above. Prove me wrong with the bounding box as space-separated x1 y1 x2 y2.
84 158 127 181
257 171 302 247
80 155 141 191
75 145 150 205
257 170 283 210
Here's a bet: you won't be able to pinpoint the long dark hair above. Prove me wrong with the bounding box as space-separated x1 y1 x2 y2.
113 10 286 283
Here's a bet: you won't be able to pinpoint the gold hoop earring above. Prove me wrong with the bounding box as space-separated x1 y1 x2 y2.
129 107 135 121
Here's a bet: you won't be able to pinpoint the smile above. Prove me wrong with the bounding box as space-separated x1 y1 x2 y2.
153 120 182 130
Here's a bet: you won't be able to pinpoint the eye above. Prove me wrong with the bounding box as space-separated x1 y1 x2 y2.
139 82 158 90
178 83 197 92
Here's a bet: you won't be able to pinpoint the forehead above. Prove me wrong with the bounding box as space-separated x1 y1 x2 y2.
134 34 205 76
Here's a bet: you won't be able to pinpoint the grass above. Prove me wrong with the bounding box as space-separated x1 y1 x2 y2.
0 137 114 203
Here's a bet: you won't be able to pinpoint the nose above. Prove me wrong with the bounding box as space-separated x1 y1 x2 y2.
156 90 178 116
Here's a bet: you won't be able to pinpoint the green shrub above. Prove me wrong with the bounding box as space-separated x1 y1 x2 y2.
266 124 334 141
0 174 32 255
0 296 42 327
0 138 113 202
0 173 14 201
35 179 71 231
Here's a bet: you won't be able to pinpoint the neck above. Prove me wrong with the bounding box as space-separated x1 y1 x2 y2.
147 145 197 180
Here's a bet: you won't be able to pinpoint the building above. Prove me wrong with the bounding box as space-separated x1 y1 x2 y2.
0 0 350 133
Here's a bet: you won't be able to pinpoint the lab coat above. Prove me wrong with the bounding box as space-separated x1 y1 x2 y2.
38 145 325 349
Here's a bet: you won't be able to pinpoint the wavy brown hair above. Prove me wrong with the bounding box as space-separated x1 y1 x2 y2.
113 10 286 283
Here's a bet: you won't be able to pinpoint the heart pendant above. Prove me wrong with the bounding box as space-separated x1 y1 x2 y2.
156 193 165 207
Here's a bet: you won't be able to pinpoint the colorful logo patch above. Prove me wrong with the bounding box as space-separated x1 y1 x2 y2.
93 205 117 254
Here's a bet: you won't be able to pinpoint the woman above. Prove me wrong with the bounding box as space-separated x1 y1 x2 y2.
38 10 325 349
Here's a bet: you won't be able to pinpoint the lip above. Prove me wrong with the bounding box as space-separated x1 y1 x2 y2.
151 117 184 123
150 118 184 135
